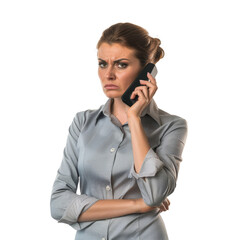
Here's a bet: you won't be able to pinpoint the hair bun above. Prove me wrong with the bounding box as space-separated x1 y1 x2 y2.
148 37 164 63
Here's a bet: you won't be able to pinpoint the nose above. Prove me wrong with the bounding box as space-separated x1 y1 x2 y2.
105 65 116 80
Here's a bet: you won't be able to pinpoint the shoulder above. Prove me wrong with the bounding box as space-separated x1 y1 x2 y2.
155 107 188 143
157 107 187 128
150 101 188 141
148 99 187 129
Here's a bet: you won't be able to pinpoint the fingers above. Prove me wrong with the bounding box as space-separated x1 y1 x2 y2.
128 72 158 117
159 204 167 212
163 198 170 210
130 86 149 102
147 72 157 84
139 72 158 99
139 80 153 89
159 198 171 213
131 72 157 100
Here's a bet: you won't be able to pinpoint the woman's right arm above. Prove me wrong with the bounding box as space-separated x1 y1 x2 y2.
78 198 170 222
78 198 151 222
50 112 148 229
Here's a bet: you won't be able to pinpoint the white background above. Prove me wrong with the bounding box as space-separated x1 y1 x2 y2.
0 0 239 239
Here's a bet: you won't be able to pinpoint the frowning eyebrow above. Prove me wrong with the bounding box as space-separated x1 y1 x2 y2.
98 58 130 63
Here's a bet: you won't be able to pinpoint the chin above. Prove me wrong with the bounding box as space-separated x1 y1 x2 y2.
104 90 123 99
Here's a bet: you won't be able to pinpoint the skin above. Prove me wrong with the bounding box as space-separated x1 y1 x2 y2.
78 43 170 222
98 42 142 124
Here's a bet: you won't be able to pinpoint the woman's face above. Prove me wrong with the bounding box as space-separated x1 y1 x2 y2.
97 43 142 99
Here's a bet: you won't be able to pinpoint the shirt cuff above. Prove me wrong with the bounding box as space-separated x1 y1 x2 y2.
128 148 164 179
58 194 99 230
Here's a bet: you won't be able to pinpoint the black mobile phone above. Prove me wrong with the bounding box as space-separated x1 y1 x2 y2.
121 63 158 107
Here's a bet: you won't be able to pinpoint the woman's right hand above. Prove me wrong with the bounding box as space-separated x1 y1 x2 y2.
136 198 170 213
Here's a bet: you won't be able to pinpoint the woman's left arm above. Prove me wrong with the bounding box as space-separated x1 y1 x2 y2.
127 72 188 207
128 115 187 207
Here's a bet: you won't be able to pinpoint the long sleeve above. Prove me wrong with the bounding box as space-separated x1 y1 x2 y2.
128 117 188 207
50 112 99 230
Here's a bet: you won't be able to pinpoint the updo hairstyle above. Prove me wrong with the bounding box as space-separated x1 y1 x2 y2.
97 22 164 67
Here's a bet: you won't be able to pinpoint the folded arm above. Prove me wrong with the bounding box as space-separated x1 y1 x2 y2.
128 115 188 207
50 112 170 230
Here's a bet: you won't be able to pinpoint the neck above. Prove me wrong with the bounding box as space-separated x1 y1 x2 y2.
111 97 130 124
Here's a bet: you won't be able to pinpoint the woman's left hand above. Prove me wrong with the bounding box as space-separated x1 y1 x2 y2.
127 72 158 118
158 198 171 213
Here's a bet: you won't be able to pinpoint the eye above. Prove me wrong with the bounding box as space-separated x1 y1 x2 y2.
117 62 128 69
98 61 107 68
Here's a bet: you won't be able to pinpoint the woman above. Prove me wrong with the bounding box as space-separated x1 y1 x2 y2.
50 22 188 240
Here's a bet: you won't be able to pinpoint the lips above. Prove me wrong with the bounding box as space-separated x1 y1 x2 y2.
104 84 119 89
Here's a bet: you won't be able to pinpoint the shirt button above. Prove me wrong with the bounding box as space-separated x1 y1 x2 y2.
106 185 111 191
110 148 115 153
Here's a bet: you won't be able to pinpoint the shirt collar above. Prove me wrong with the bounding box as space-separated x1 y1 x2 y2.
95 98 161 126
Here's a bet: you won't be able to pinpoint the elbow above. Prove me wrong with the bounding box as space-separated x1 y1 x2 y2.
144 193 168 207
50 202 62 221
50 206 61 221
142 172 177 207
50 194 64 221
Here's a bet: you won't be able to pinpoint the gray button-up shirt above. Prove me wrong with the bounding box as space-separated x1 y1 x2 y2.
50 98 188 240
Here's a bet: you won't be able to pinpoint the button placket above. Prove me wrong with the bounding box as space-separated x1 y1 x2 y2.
106 146 116 199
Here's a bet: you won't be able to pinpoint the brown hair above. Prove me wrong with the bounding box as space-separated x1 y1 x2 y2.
97 22 164 67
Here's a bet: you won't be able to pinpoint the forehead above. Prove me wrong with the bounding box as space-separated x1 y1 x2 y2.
97 43 136 60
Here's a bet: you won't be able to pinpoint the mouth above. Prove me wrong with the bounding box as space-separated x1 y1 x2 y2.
104 84 119 90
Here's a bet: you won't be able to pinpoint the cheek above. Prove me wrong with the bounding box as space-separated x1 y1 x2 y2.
122 70 138 85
